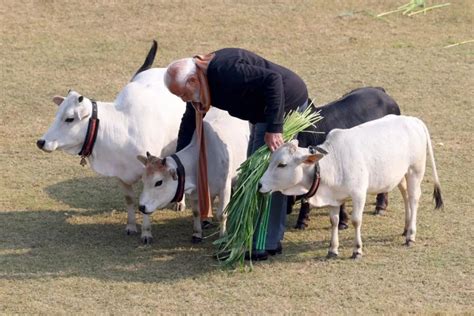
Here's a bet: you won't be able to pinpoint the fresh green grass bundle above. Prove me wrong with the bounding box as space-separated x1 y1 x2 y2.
213 105 322 269
377 0 450 17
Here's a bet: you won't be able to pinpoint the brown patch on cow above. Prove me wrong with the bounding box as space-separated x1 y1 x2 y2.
144 158 167 176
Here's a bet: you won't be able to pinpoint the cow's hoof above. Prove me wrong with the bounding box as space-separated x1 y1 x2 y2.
202 220 213 229
141 236 153 244
405 240 414 247
351 252 362 260
191 236 203 244
327 251 338 259
294 222 307 230
374 208 385 216
174 202 185 212
338 222 349 230
402 229 408 237
126 225 138 235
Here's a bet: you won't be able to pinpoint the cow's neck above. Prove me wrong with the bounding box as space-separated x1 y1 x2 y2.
84 100 129 174
306 152 340 208
175 144 199 194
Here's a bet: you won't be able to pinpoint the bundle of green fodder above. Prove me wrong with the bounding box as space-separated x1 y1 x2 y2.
214 105 322 269
377 0 450 17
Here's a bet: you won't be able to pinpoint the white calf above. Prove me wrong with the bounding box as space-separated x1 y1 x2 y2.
137 107 249 242
259 115 443 259
37 43 186 243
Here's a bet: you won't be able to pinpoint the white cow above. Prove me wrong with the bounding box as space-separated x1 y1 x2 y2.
259 115 443 259
37 42 186 243
137 107 250 242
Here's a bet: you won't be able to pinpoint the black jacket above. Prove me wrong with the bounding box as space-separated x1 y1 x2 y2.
176 48 308 151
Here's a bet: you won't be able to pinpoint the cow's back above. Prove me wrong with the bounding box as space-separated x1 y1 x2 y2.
205 108 250 174
298 87 400 147
202 108 250 194
90 68 186 183
321 115 427 194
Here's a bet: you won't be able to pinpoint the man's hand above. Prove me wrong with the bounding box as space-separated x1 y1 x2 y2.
264 132 284 152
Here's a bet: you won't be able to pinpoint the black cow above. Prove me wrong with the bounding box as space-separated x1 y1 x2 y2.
289 87 401 229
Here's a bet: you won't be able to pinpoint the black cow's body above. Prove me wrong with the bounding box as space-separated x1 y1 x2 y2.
290 87 401 229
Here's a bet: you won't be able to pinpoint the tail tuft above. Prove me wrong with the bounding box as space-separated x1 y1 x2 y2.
433 184 444 209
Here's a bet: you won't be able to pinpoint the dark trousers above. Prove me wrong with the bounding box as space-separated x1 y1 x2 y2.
247 123 287 250
248 101 308 251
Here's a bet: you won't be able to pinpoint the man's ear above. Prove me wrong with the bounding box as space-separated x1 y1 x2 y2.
137 155 147 166
52 96 65 106
187 74 199 87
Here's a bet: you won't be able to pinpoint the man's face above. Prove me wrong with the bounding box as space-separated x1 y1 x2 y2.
168 76 200 103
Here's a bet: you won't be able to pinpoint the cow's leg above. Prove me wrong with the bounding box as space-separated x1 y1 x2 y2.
295 201 310 229
174 196 186 211
118 180 138 235
327 206 340 258
351 195 366 260
217 185 232 237
406 172 422 246
398 177 410 237
141 214 153 244
339 203 349 230
374 193 389 215
190 199 203 243
287 195 295 215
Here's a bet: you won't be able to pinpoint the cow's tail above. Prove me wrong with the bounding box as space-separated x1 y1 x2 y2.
131 40 158 81
421 120 444 209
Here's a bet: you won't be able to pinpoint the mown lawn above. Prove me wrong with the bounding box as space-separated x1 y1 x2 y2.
1 0 473 313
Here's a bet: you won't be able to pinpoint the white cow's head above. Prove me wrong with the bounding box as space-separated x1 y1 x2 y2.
137 152 179 214
37 90 92 155
259 140 327 196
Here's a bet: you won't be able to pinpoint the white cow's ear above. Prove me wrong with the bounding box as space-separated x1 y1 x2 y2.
137 155 147 165
52 96 65 106
74 104 91 120
302 152 325 165
169 169 178 181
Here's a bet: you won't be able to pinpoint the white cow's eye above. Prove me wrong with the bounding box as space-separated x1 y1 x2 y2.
65 118 74 123
277 163 287 168
154 180 163 187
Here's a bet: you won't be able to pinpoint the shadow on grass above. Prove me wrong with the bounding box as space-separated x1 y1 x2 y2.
2 182 402 283
44 176 125 211
0 210 219 284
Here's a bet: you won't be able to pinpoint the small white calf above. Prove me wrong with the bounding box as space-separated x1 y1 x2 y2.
259 115 443 259
137 107 249 242
37 43 186 243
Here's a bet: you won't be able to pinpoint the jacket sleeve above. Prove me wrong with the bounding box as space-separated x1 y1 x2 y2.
176 102 196 151
236 63 285 133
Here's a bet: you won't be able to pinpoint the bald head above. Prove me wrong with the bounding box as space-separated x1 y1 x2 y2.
165 58 200 103
164 58 196 90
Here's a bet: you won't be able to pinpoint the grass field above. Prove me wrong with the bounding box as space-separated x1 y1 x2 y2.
1 0 473 314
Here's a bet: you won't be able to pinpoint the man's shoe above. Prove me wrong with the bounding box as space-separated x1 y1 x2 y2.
267 242 283 256
244 250 269 261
